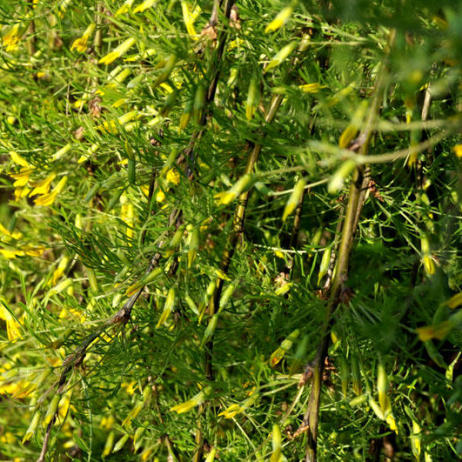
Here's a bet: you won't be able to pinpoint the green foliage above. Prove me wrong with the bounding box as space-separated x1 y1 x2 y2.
0 0 461 460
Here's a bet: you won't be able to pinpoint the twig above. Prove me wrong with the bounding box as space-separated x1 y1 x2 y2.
322 206 345 292
37 416 56 462
269 178 328 196
303 29 396 462
205 29 312 379
94 3 103 56
26 1 36 57
184 0 236 177
205 94 284 380
308 129 450 166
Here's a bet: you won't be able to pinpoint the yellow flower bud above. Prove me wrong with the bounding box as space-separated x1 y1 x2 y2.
265 41 298 73
282 177 306 222
265 6 294 33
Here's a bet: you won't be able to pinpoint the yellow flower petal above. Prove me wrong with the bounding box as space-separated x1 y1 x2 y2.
416 321 453 341
181 0 201 39
10 151 30 167
453 144 462 158
218 404 242 419
0 249 24 259
447 292 462 309
0 303 22 341
299 83 325 93
52 143 72 160
11 169 33 187
156 189 166 202
133 0 157 13
34 176 67 207
116 0 135 16
31 173 57 196
170 387 210 414
166 168 180 185
71 36 88 53
265 6 293 33
99 38 136 65
71 23 95 53
2 24 21 52
0 223 22 240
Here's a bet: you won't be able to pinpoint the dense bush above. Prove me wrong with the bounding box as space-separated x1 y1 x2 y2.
0 1 461 460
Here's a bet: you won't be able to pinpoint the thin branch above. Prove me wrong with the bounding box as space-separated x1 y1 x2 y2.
205 94 284 380
308 128 451 167
37 416 56 462
184 0 236 177
94 3 103 56
269 178 328 196
303 29 396 462
26 14 36 56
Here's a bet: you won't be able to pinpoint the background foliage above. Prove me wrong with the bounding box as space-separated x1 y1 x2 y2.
0 0 461 460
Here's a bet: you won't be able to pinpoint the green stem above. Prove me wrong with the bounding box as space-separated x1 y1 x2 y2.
304 29 396 462
206 94 283 380
94 3 103 56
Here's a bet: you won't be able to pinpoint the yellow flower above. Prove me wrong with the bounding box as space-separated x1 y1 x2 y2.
181 0 201 39
52 143 72 160
14 187 31 201
0 432 16 444
265 6 294 33
0 249 23 259
11 169 33 187
170 386 211 414
447 292 462 309
100 415 115 430
34 176 68 206
116 0 135 16
71 23 95 53
1 246 45 259
166 168 180 185
99 38 136 65
453 144 462 158
121 381 137 395
215 174 254 205
156 189 166 202
78 143 98 164
97 111 138 134
59 307 85 322
0 303 22 341
51 255 70 285
219 403 242 419
10 151 31 167
24 246 46 257
219 391 258 419
133 0 157 13
30 173 57 196
140 184 150 196
386 413 398 433
416 321 453 341
58 390 72 420
0 223 22 240
140 447 154 461
2 24 21 52
122 386 151 427
299 83 326 93
120 193 134 239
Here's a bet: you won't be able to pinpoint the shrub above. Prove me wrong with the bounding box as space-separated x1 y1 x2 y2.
0 1 461 460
